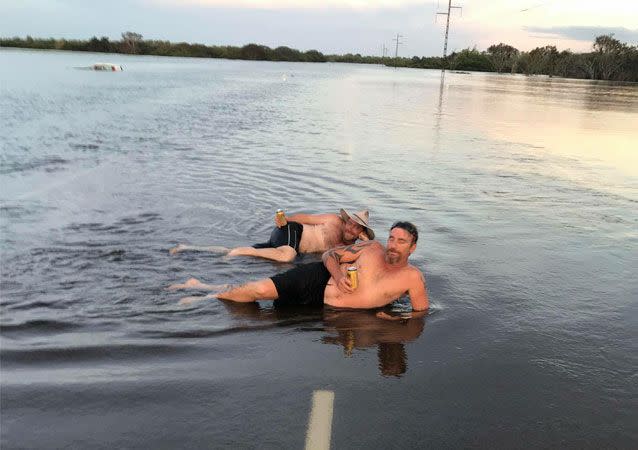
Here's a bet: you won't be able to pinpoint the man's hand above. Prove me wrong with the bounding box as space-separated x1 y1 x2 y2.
336 276 355 294
376 310 428 321
275 212 287 228
358 232 370 241
375 311 404 321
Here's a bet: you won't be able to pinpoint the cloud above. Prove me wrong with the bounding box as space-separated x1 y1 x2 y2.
149 0 428 9
524 26 638 44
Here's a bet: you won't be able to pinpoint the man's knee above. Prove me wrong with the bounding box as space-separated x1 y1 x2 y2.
254 279 278 299
277 246 297 262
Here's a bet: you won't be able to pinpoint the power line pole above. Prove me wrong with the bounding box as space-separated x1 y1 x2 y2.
392 33 403 68
436 0 462 65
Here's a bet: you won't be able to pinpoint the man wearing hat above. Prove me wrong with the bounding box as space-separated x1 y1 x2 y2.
170 208 374 263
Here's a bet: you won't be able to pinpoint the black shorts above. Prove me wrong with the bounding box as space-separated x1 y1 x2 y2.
253 222 303 253
270 262 331 306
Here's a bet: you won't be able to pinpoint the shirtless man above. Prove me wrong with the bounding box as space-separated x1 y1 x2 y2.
169 208 375 263
169 221 428 318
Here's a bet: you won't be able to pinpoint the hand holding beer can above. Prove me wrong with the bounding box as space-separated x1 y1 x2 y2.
275 209 287 227
347 266 358 290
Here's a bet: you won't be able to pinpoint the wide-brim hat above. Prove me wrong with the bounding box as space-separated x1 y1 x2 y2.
339 209 375 240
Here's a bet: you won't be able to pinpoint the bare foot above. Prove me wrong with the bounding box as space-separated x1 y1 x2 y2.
169 244 185 255
167 277 203 291
179 295 207 306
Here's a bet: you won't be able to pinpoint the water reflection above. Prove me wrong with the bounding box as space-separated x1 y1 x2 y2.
433 69 446 150
442 72 638 194
321 309 425 377
218 302 425 377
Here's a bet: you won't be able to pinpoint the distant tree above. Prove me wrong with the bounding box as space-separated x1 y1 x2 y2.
512 51 529 74
451 48 493 72
487 43 519 73
87 36 111 53
272 46 302 61
553 50 583 78
240 43 270 60
527 45 559 75
304 49 326 62
578 53 598 79
592 34 629 80
221 46 242 60
623 46 638 82
121 31 143 54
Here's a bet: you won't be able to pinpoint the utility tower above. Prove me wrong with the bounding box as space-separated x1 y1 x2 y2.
392 33 403 68
436 0 462 61
381 43 388 58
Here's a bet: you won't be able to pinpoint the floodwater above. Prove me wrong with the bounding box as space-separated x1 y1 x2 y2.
1 48 637 448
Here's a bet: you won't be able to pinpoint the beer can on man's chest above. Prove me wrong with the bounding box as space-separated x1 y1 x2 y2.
347 266 358 290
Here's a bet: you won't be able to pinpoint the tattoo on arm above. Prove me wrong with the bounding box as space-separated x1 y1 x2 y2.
344 245 360 255
326 249 341 264
343 241 370 258
324 241 371 266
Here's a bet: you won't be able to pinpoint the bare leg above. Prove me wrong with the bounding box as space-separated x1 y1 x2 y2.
216 279 278 302
167 277 229 291
169 244 230 255
178 278 278 306
227 245 297 262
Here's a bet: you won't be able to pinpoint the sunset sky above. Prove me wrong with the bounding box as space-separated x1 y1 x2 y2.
1 0 636 56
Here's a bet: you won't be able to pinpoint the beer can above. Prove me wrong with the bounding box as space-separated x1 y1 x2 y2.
276 208 287 226
347 266 358 290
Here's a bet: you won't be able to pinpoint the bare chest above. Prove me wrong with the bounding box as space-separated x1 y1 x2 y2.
299 224 342 252
325 269 409 309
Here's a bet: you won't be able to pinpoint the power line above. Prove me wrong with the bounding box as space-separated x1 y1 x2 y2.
521 1 551 12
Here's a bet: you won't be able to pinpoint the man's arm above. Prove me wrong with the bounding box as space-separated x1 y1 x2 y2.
285 213 340 226
322 241 375 293
408 269 429 311
376 271 429 321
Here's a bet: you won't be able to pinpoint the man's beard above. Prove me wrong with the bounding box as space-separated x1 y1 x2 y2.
386 250 400 264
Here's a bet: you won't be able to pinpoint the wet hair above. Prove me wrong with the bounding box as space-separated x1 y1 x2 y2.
390 221 418 244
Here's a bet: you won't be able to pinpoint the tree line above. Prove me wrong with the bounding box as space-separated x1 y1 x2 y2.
2 32 636 82
0 33 328 63
334 35 637 82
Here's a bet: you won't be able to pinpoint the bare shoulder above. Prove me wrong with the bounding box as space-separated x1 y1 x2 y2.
405 265 426 283
343 239 379 253
363 240 384 251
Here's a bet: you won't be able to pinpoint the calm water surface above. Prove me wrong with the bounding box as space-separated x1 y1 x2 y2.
1 48 637 448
